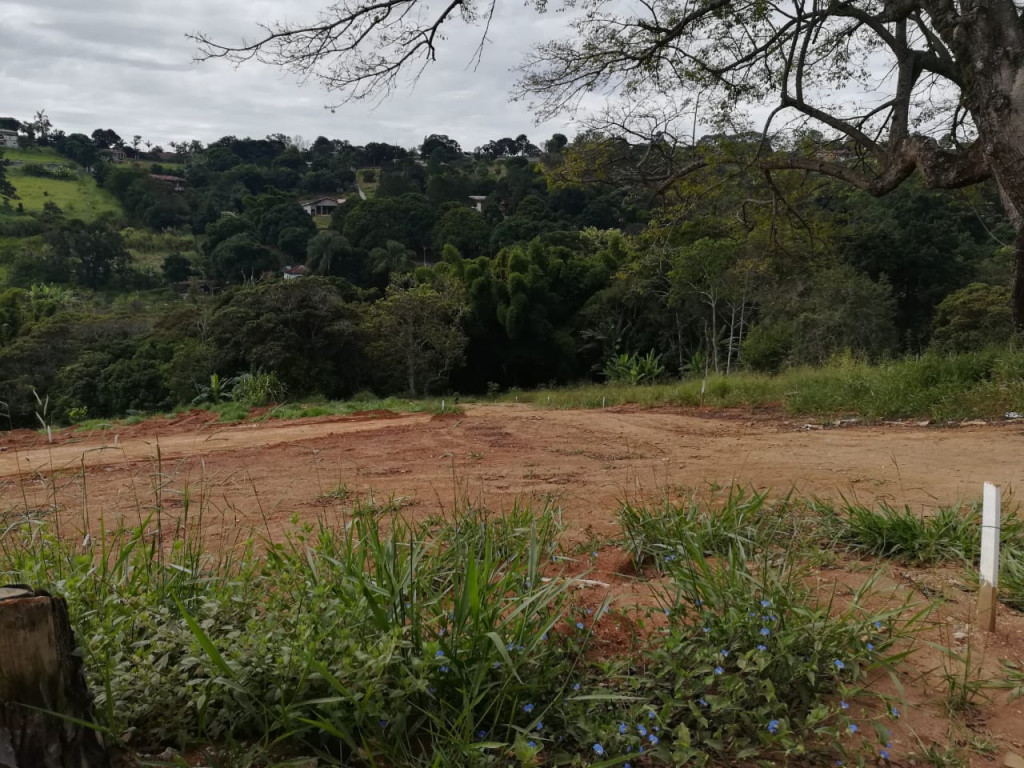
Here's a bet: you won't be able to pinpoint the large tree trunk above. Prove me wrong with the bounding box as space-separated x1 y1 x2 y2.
0 586 109 768
954 1 1024 328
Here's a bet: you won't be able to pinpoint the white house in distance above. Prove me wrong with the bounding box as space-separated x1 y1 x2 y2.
0 129 19 148
468 195 487 212
301 196 345 216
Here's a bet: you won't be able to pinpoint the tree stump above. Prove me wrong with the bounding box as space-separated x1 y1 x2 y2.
0 585 109 768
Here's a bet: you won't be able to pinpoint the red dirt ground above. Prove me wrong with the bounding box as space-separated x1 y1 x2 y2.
3 403 1024 765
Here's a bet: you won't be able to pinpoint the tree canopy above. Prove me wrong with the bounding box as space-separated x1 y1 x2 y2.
193 0 1024 323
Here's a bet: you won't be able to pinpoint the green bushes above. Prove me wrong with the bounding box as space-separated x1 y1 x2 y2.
519 346 1024 421
618 488 795 569
820 498 1024 565
601 350 665 385
0 495 921 766
0 213 43 237
931 283 1014 353
19 162 77 180
637 546 912 765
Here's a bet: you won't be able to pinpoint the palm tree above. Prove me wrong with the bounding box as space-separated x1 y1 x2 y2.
368 240 415 279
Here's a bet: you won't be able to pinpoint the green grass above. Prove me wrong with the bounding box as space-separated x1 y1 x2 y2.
510 347 1024 421
618 487 804 570
121 227 196 270
0 490 923 767
260 396 461 421
818 498 1024 566
1 146 67 164
8 170 123 220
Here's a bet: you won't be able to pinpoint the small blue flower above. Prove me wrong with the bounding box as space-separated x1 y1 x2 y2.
890 706 900 718
523 703 534 713
648 710 656 719
477 729 487 738
840 701 849 710
757 644 768 651
572 682 581 691
379 719 388 727
576 621 584 630
586 608 593 615
879 749 890 760
664 608 670 616
760 599 772 607
492 661 501 669
698 697 708 707
848 723 858 733
767 719 779 734
702 626 710 633
834 659 846 670
591 551 599 558
874 621 883 630
637 724 647 737
593 743 605 756
760 627 771 636
714 665 724 675
649 734 659 746
440 665 449 673
694 599 703 606
507 643 516 651
625 764 631 768
435 650 444 657
528 740 537 749
536 721 543 730
720 649 730 657
541 633 547 641
618 722 627 734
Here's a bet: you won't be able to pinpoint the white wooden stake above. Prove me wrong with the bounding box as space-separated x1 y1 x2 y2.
977 482 1001 632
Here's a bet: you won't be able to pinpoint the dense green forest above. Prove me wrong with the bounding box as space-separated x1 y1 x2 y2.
0 117 1016 427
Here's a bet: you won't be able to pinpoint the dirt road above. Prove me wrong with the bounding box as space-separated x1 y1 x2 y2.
2 404 1021 539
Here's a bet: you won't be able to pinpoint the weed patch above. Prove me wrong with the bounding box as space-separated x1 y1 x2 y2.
0 495 929 766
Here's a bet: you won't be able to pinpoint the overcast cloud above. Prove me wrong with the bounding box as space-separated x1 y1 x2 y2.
0 0 580 151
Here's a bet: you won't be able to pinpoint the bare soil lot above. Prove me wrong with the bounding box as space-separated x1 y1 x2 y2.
3 403 1023 537
3 403 1024 764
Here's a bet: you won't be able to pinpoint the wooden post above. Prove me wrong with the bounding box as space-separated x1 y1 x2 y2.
0 585 109 768
977 483 1001 632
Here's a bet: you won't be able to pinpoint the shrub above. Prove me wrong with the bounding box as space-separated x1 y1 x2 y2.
930 283 1015 353
602 349 665 385
231 370 287 406
819 499 1024 565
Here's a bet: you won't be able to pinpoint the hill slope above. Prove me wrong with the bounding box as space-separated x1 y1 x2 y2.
4 147 123 220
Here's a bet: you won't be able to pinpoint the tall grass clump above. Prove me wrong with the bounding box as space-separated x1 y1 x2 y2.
820 499 1024 565
618 488 801 570
999 548 1024 610
0 503 583 765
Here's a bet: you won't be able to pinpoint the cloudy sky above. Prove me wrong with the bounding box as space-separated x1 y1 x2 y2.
0 0 581 151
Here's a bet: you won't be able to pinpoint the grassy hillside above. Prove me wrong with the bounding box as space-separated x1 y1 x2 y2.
4 147 123 220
